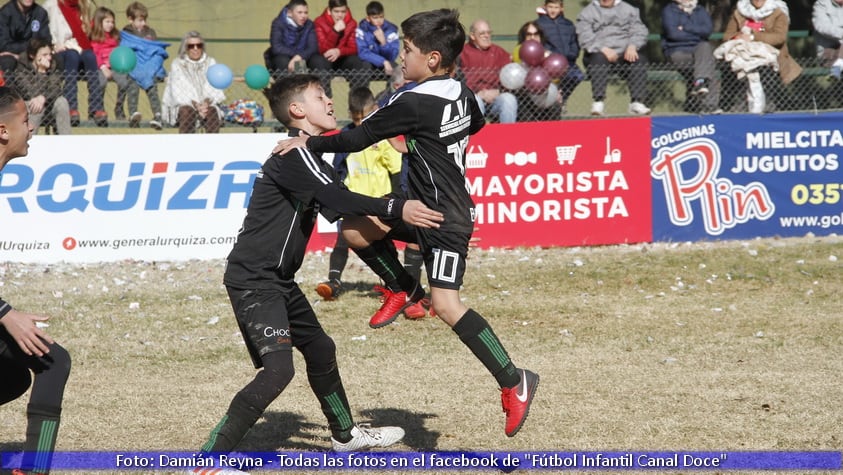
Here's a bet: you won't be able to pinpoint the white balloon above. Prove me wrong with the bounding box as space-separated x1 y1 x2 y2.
499 62 527 91
531 82 559 108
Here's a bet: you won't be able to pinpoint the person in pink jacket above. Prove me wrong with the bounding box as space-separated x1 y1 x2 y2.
89 6 131 127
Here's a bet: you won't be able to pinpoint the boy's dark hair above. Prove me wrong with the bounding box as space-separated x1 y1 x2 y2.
264 74 322 126
328 0 348 9
348 87 375 115
287 0 308 9
366 1 384 16
0 86 23 113
545 0 563 5
26 37 53 60
126 1 148 20
401 9 465 69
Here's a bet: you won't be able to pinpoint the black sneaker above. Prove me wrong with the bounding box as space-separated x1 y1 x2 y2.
315 279 343 301
691 78 709 96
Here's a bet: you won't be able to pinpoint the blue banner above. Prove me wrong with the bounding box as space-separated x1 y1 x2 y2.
651 112 843 241
2 451 840 471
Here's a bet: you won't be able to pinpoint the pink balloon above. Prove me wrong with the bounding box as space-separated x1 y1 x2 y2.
519 39 545 67
542 53 569 79
524 67 551 94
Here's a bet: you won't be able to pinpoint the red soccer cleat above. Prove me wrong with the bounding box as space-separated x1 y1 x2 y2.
500 368 539 437
403 301 427 319
370 285 424 328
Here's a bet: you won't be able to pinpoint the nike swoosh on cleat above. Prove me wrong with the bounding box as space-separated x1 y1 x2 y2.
515 370 529 403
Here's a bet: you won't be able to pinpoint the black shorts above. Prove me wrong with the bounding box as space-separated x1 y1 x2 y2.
226 285 326 369
386 221 469 291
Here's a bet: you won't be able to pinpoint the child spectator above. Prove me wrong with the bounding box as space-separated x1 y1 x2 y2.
43 0 105 126
535 0 584 112
315 86 403 302
355 1 399 78
0 0 51 75
161 31 225 133
89 6 130 128
274 9 539 438
119 1 164 129
311 0 371 97
13 37 71 134
264 0 322 77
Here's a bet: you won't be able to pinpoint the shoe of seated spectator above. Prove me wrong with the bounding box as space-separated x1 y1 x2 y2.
690 78 710 96
831 65 842 79
69 109 80 127
150 112 163 130
92 110 108 127
628 101 651 116
129 111 142 128
590 101 604 116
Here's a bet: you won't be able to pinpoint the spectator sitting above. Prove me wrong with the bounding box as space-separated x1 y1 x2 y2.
535 0 584 113
264 0 322 77
812 0 843 78
161 30 224 134
355 1 399 79
13 37 71 134
514 21 564 120
312 0 371 97
719 0 802 113
90 6 132 129
661 0 721 113
120 1 164 129
0 0 51 76
576 0 651 116
459 18 518 123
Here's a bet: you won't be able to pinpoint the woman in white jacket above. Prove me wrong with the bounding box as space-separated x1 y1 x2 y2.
161 31 225 133
812 0 843 77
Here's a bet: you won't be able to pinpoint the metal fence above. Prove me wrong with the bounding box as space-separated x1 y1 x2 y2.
12 56 843 133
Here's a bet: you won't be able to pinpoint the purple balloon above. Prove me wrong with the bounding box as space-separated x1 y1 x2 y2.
543 53 569 79
524 67 551 94
520 39 545 67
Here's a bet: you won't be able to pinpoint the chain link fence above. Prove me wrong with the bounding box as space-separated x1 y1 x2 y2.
10 56 842 133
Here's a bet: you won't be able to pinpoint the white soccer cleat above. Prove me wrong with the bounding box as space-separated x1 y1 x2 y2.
591 101 605 116
628 101 651 115
331 424 405 452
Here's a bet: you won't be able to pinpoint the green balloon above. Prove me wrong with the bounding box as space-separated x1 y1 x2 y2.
244 64 270 90
110 46 136 73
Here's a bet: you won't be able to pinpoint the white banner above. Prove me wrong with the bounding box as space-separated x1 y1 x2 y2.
0 133 280 263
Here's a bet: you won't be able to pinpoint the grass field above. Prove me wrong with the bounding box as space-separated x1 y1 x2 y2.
1 235 841 474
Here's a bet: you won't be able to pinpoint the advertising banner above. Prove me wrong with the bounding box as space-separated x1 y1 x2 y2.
651 113 843 241
468 119 653 248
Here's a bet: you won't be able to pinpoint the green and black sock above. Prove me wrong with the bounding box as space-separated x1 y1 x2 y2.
200 393 264 453
354 240 415 292
22 403 62 475
453 309 520 388
403 246 424 284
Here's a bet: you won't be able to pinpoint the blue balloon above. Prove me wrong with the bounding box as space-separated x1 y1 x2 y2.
206 63 233 89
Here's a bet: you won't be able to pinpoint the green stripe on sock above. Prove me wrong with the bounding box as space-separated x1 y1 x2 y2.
200 414 228 453
33 419 58 472
325 393 353 429
478 328 511 368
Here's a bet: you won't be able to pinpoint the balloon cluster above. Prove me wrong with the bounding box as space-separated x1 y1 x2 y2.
207 64 272 90
500 39 569 105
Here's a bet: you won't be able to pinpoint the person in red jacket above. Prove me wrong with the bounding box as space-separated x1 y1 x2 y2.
311 0 371 97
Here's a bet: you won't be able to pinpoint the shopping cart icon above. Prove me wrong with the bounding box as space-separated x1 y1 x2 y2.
556 144 582 165
466 145 488 169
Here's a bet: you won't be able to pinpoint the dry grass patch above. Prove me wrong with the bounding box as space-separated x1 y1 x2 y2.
1 235 841 474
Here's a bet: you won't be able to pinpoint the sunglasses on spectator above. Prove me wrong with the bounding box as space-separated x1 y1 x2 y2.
526 31 540 37
187 43 204 50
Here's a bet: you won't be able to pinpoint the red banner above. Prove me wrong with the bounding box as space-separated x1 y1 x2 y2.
308 118 653 251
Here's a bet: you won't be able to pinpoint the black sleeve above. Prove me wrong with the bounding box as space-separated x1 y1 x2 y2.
307 94 419 153
270 148 406 219
0 297 12 319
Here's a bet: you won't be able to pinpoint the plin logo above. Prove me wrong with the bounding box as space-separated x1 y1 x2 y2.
651 138 775 235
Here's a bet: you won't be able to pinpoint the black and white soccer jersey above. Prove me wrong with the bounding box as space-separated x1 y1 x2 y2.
307 74 486 234
224 129 406 290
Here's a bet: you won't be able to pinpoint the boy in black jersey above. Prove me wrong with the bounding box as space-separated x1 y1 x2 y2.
0 87 72 475
274 9 539 438
195 75 444 465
